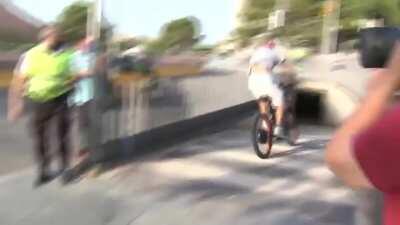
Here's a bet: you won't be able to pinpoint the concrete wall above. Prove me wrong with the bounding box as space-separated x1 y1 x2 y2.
101 66 254 143
297 81 359 126
103 54 365 145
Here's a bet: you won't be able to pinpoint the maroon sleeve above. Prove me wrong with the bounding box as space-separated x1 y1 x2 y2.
353 105 400 194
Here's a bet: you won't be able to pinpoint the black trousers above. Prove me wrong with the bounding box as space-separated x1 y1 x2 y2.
28 94 71 174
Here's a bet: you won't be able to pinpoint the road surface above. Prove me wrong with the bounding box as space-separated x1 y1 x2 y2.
0 115 362 225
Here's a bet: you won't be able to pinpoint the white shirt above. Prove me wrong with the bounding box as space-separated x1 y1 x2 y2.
249 47 284 71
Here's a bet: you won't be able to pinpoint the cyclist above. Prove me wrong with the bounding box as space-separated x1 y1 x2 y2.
248 39 286 137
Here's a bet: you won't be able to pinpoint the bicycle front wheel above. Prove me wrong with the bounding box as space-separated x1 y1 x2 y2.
252 114 274 159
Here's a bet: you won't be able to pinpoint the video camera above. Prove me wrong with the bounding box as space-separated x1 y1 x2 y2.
360 27 400 68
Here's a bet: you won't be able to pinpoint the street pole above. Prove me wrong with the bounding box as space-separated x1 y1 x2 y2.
87 0 104 166
87 0 102 39
321 0 341 54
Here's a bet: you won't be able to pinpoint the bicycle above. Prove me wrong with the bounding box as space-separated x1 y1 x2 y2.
251 84 299 159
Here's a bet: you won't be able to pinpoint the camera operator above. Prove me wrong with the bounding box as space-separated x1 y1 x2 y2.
326 42 400 225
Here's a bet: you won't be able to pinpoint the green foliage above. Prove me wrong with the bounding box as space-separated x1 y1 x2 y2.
144 39 168 55
338 0 400 43
342 0 400 26
234 0 274 44
234 0 400 48
145 16 202 54
57 1 89 43
160 17 201 50
57 1 112 45
239 0 275 23
192 44 215 53
234 0 323 47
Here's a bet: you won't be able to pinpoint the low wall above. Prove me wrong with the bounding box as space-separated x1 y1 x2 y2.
100 67 254 144
297 80 360 126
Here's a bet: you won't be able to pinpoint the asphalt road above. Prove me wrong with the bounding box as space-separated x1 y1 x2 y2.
99 120 359 225
0 114 363 225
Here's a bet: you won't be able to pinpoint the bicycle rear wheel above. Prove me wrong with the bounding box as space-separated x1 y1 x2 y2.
252 113 274 159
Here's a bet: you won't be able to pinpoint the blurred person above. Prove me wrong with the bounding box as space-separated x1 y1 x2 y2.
70 36 96 163
248 39 286 137
8 26 76 187
326 43 400 225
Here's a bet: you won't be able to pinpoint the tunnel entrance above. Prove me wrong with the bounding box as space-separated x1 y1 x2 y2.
295 90 324 124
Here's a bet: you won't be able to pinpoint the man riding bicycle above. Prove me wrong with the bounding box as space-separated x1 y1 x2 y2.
248 39 291 138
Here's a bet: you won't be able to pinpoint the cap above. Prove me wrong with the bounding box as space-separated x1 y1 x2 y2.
353 105 400 225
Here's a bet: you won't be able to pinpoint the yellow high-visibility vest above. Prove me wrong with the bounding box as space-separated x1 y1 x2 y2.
24 44 74 102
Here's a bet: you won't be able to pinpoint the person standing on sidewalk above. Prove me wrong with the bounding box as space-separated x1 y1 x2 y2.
70 36 96 163
8 26 76 186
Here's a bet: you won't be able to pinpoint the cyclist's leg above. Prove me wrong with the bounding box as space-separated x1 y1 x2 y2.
258 98 271 131
275 105 285 126
271 86 285 137
272 86 285 126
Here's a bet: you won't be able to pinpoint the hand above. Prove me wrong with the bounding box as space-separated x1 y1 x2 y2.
365 43 400 95
367 69 388 93
385 42 400 86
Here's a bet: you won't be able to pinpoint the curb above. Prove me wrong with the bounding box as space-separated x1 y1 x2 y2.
100 101 257 164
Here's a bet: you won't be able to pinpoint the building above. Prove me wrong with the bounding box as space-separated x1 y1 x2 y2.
0 0 43 43
0 0 43 83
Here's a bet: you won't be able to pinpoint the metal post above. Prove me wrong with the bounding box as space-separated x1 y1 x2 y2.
87 0 102 40
87 0 104 165
321 0 341 54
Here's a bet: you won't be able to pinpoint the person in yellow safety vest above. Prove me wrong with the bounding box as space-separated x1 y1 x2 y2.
8 25 79 187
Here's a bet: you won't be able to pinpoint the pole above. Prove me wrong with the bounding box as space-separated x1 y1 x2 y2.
321 0 341 54
87 0 102 39
87 0 104 166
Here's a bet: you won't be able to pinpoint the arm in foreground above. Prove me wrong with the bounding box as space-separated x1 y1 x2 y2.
325 45 400 189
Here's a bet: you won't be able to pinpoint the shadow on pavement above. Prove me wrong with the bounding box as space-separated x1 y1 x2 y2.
242 198 355 225
158 179 250 202
270 139 330 158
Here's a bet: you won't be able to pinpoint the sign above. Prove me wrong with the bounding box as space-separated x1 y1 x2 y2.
268 10 286 30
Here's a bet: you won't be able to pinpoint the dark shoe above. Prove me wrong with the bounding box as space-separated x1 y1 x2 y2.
33 173 53 188
61 169 75 185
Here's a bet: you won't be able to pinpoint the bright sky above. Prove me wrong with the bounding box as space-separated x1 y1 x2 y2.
12 0 237 44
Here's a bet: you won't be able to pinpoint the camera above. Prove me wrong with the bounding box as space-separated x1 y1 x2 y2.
359 27 400 68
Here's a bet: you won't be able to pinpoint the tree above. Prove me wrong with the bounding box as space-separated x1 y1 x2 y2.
280 0 324 46
57 1 88 43
57 1 112 44
234 0 275 44
234 0 323 47
341 0 400 26
145 16 202 54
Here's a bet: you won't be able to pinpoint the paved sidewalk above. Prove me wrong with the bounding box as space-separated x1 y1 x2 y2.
0 120 363 225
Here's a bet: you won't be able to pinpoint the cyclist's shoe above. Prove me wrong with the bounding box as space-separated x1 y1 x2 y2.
274 126 285 138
